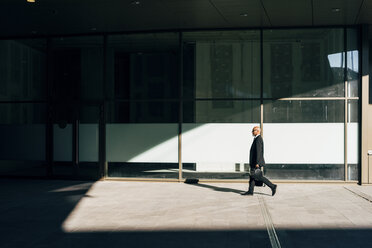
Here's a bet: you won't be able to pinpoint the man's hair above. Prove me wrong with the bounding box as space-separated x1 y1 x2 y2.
253 126 261 132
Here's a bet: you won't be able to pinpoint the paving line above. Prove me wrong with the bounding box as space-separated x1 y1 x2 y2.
257 195 282 248
343 186 372 203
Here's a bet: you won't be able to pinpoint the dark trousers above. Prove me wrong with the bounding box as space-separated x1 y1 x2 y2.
248 168 275 193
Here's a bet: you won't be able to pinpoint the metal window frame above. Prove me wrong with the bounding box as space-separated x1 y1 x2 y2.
0 25 362 182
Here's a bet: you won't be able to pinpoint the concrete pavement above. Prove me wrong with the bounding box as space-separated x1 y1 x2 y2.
1 179 372 247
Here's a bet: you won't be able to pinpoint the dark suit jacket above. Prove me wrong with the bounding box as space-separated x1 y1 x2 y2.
249 135 265 170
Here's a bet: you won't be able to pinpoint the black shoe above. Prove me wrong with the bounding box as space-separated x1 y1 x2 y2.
271 185 277 196
241 191 254 196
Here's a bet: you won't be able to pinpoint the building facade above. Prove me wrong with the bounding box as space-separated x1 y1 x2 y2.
0 26 364 182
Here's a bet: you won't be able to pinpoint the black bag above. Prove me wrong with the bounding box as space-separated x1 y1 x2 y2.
184 178 199 184
252 167 264 187
254 179 264 186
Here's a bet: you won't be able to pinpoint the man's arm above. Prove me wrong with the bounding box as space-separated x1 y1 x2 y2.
255 137 264 167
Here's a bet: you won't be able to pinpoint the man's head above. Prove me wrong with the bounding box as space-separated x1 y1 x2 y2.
252 126 261 137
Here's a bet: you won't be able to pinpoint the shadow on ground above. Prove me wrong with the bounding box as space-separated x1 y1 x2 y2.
187 183 272 196
1 179 372 248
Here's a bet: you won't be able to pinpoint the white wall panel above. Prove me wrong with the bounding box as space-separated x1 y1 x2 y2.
106 124 178 163
53 124 72 161
182 123 258 171
347 123 358 164
79 124 99 162
264 123 344 164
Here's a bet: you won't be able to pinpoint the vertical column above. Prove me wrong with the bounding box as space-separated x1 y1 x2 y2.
178 32 183 182
345 84 348 181
73 110 79 175
361 25 369 184
260 29 264 135
344 27 348 181
46 38 53 177
99 34 108 179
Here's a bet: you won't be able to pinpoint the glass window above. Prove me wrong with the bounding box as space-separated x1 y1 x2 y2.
0 102 45 124
183 100 260 123
51 36 104 101
183 31 261 99
106 123 179 178
107 33 179 100
79 105 100 162
79 105 100 179
0 39 46 101
263 99 345 180
52 103 74 164
347 100 359 174
107 101 178 123
182 123 258 179
348 99 358 123
106 31 179 181
263 100 344 123
347 28 359 97
263 28 345 98
264 164 345 180
263 122 345 180
0 103 46 176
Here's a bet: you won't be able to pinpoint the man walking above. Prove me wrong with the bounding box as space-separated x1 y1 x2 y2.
242 126 277 196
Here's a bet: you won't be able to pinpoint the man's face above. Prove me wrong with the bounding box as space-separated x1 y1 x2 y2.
252 128 258 137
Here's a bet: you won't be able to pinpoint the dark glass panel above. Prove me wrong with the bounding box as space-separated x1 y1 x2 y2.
108 162 179 179
183 31 261 99
264 164 344 180
183 100 260 123
263 100 344 123
0 39 46 101
108 33 179 100
263 29 345 98
347 28 359 97
348 99 358 123
107 101 178 123
0 103 46 176
52 36 103 101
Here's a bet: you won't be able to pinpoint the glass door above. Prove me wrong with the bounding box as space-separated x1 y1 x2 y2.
78 104 101 179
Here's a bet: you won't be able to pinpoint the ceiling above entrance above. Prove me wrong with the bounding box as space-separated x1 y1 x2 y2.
1 0 371 37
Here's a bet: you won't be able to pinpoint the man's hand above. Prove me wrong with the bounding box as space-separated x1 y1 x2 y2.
255 164 259 168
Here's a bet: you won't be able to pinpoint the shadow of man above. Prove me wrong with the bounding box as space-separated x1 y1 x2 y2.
188 183 272 196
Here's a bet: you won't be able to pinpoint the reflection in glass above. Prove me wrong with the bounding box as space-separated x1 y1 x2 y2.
52 36 104 101
264 164 344 180
106 33 180 179
108 163 179 179
183 31 261 99
0 103 45 124
347 164 358 181
263 29 345 98
263 100 344 123
347 28 360 97
0 103 46 159
183 100 260 123
108 33 179 100
347 100 359 170
107 101 178 123
0 39 46 101
348 99 359 123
